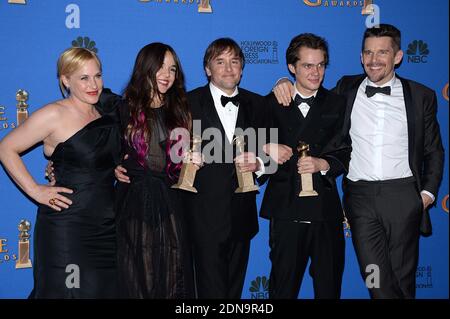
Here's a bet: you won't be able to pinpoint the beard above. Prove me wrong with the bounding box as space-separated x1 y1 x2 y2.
365 63 391 84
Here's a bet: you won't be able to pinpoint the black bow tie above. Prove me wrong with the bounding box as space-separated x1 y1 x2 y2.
294 94 315 106
221 94 240 107
365 85 391 98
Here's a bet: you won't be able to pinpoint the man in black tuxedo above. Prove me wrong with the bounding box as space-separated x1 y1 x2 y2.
335 24 444 299
186 38 267 298
273 24 444 299
260 33 351 299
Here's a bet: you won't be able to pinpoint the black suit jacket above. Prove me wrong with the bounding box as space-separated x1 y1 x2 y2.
185 85 267 244
334 74 445 235
259 87 351 222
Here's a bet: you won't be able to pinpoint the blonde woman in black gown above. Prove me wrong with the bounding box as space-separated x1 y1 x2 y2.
0 47 119 298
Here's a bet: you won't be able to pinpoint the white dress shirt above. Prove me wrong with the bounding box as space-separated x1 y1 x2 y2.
347 75 434 201
292 87 317 117
209 82 264 176
210 82 239 144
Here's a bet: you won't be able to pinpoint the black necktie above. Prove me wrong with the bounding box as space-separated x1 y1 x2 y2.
365 85 391 98
294 94 315 106
221 94 240 107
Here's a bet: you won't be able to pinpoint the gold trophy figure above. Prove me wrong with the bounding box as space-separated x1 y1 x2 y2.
16 89 29 126
171 135 202 193
343 214 352 238
362 0 374 15
297 141 318 197
198 0 212 13
16 219 32 269
234 135 259 193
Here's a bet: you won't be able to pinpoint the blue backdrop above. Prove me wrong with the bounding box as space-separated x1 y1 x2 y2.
0 0 448 299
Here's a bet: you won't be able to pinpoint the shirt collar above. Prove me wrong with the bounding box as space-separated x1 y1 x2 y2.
366 73 397 88
291 85 318 101
209 82 239 106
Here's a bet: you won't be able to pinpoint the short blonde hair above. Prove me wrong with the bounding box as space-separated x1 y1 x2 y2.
57 47 102 97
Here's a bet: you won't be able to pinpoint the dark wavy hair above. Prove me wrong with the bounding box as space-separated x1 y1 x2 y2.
123 43 191 169
362 23 401 53
286 33 329 67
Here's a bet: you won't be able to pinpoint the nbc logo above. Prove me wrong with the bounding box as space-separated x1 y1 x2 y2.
249 276 269 299
72 36 98 53
406 40 429 63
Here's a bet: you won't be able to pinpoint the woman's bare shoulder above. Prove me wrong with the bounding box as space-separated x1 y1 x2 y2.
33 99 69 120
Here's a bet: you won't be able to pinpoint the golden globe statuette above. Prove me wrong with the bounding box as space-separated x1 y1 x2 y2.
16 89 29 126
171 135 202 193
343 214 352 238
198 0 212 13
233 135 259 193
16 220 32 269
443 83 449 102
297 141 318 197
362 0 374 15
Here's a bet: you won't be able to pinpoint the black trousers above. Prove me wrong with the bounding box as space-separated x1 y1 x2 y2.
343 177 421 299
192 239 250 299
268 218 345 299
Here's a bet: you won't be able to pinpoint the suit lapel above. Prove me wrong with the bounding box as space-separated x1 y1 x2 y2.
398 76 416 171
200 85 227 149
234 93 247 135
340 75 366 133
343 88 359 133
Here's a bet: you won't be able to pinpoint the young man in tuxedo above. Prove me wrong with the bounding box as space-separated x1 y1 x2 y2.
186 38 267 299
273 24 444 299
260 33 351 299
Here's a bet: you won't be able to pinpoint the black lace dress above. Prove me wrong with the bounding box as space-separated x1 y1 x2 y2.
115 103 194 298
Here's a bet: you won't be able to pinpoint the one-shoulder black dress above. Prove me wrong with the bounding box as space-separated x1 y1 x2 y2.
30 113 120 298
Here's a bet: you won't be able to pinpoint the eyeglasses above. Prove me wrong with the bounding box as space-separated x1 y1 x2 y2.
300 63 326 71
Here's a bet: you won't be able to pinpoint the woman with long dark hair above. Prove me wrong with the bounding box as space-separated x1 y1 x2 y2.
115 43 196 298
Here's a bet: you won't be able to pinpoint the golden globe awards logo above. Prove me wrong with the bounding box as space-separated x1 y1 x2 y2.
198 0 212 13
139 0 213 13
0 238 18 265
303 0 373 11
0 105 17 132
1 89 30 132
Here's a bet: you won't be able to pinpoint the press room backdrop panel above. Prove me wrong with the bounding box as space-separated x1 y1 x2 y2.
0 0 448 299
